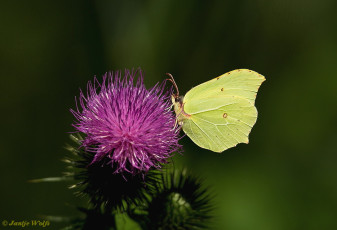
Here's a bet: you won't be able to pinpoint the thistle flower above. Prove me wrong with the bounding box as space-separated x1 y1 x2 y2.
71 68 181 174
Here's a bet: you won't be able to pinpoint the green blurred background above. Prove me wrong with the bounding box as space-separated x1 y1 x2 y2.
1 0 337 229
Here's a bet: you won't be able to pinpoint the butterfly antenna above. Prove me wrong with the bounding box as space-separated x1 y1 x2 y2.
166 73 179 97
166 73 182 131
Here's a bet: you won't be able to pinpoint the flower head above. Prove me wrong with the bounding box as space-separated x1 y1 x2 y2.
71 68 180 174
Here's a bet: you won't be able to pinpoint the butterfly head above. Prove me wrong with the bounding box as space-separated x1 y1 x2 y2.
171 94 183 105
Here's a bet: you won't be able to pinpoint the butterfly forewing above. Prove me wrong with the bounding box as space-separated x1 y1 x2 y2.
184 69 265 105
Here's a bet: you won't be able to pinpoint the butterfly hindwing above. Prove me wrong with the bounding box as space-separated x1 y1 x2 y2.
182 96 257 152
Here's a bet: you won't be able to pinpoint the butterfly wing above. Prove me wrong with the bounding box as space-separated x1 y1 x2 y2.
184 69 265 105
181 96 257 152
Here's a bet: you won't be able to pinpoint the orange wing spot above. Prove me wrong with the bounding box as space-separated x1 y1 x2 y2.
221 88 224 91
223 113 228 118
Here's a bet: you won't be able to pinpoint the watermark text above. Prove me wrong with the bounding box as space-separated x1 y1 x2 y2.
2 219 50 228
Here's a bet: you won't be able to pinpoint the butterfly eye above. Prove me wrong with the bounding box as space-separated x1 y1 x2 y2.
175 97 180 103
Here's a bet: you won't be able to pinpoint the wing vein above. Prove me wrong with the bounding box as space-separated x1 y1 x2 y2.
215 126 230 149
189 103 236 115
220 88 258 92
192 119 221 149
225 125 241 143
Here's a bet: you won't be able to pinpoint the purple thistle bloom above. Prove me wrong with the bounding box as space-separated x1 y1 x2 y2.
71 68 181 174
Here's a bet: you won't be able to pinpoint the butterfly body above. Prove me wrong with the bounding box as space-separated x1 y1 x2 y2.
171 95 188 126
171 69 265 153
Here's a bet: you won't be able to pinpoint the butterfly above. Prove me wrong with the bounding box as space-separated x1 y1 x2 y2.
168 69 265 152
